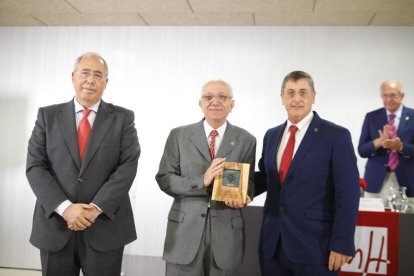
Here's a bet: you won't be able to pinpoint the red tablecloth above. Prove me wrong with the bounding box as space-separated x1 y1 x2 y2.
340 211 400 276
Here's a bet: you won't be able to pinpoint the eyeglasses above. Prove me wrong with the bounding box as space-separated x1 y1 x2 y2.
77 69 105 81
381 93 401 99
283 90 312 98
201 95 232 102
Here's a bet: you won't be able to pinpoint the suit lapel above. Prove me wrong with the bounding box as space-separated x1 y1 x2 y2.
286 112 321 180
271 125 285 181
58 101 81 170
379 108 388 130
398 106 412 135
80 101 114 175
216 122 238 158
190 120 211 162
266 122 286 185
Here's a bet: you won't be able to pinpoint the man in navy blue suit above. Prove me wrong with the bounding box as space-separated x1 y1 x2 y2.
256 71 360 275
358 80 414 202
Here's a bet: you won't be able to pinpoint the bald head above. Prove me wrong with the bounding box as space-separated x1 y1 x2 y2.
381 80 402 93
380 80 404 113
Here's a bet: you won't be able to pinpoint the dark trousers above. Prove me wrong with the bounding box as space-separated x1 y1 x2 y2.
260 239 338 276
40 232 124 276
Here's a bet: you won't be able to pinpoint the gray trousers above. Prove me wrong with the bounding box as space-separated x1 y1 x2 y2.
40 232 124 276
165 210 236 276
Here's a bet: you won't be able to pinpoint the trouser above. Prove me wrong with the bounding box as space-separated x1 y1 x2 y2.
40 232 124 276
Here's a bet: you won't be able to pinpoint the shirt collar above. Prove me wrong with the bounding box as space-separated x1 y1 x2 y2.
203 120 227 138
386 105 403 119
286 111 314 132
74 98 100 114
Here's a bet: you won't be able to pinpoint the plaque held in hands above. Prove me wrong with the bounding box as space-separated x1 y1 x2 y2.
212 162 250 204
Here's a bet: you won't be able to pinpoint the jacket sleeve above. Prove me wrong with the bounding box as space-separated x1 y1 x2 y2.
26 108 68 217
330 128 360 256
155 129 209 198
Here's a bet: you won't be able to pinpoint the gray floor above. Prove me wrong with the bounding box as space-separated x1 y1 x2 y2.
0 255 165 276
121 255 164 276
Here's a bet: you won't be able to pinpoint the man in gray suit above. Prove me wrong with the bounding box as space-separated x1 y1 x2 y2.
26 52 140 276
156 80 256 276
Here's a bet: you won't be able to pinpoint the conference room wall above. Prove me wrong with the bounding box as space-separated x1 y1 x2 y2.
0 26 413 269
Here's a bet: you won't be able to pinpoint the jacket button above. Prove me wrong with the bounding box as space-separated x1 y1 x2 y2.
201 214 206 217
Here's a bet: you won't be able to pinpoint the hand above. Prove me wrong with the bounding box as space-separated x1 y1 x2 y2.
63 204 100 231
203 158 226 187
328 251 351 271
373 125 391 148
82 204 101 224
382 137 403 151
225 195 251 209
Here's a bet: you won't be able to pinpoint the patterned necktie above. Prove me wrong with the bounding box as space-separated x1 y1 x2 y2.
388 113 399 171
78 109 93 162
209 130 218 160
279 125 298 184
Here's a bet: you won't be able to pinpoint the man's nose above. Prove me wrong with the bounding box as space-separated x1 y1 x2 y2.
86 75 95 83
292 92 302 101
211 96 221 104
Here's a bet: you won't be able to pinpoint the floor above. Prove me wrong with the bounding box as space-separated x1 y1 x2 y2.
0 255 165 276
0 268 40 276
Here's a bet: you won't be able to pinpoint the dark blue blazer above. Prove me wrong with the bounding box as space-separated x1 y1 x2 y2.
256 112 360 264
358 106 414 196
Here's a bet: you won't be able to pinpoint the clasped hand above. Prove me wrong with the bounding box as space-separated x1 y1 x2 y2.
63 203 101 231
374 124 403 151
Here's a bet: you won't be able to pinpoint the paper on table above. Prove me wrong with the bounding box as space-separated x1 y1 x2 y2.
359 198 385 212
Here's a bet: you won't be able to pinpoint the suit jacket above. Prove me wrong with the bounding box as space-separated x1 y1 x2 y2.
26 99 140 252
358 106 414 196
256 112 360 264
155 119 256 270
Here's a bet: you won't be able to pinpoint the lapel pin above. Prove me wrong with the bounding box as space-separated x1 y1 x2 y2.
314 128 318 132
406 116 410 120
230 141 235 146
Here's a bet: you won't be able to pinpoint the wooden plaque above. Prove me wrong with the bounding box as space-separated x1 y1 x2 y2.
211 162 250 204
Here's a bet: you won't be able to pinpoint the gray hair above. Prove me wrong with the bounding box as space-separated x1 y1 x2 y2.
73 52 109 77
201 80 234 98
281 71 315 92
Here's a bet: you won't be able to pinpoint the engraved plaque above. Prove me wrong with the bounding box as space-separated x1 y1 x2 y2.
212 162 250 204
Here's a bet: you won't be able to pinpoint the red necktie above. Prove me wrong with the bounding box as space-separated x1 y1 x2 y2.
279 125 298 184
209 130 218 160
78 109 92 162
388 113 399 171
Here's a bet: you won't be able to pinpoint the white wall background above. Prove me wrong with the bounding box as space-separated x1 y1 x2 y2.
0 26 413 269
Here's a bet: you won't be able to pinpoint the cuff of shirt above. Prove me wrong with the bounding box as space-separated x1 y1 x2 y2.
54 200 72 217
90 203 103 214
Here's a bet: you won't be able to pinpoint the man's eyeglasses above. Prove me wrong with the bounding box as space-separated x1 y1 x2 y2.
381 93 401 99
77 70 105 80
201 95 232 102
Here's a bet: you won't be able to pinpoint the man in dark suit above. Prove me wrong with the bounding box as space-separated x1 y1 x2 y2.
156 80 256 275
255 71 360 275
26 52 140 276
358 80 414 201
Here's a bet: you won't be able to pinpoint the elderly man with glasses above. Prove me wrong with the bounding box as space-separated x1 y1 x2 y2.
156 80 256 276
358 80 414 206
